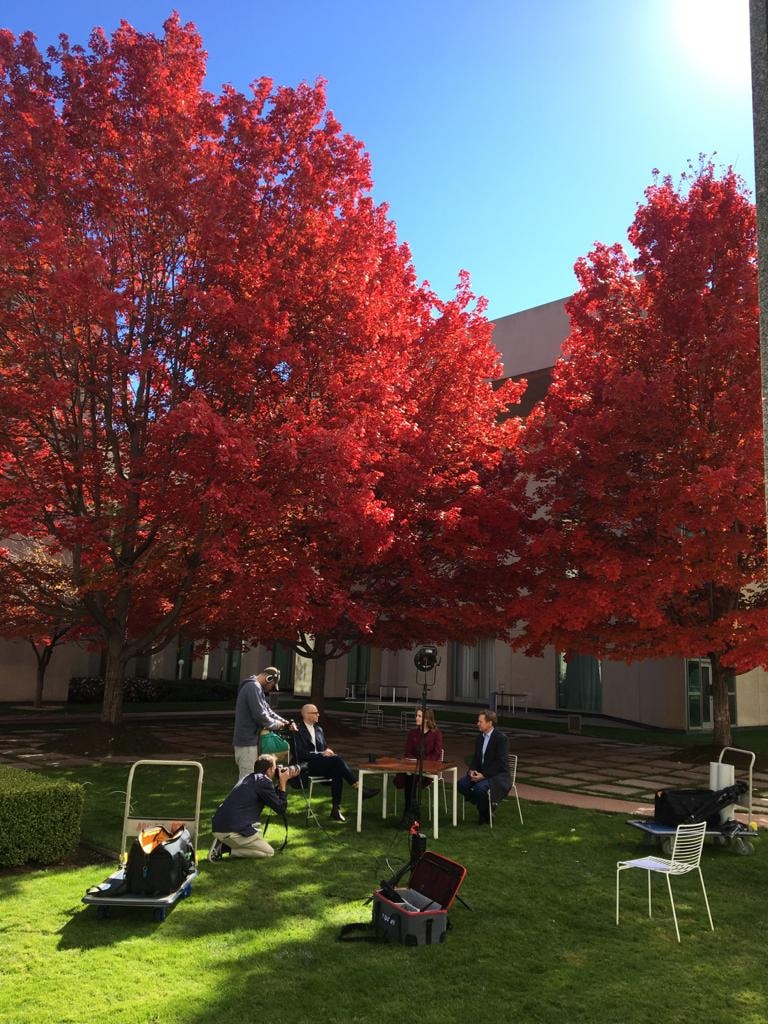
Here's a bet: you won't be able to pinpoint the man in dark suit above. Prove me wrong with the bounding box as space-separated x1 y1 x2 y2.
292 704 379 822
458 709 511 825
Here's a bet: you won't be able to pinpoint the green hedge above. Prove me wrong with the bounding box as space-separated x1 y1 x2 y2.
68 676 238 704
0 766 84 868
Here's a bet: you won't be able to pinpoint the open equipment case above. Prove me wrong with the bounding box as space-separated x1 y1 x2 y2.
373 852 467 946
82 759 204 920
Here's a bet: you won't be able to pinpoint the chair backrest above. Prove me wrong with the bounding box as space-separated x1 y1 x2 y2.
670 820 707 866
507 753 518 785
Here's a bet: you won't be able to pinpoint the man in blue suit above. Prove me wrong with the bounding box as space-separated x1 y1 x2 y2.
458 710 511 825
292 704 378 822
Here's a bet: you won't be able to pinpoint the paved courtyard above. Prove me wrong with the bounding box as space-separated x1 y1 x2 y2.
2 705 767 822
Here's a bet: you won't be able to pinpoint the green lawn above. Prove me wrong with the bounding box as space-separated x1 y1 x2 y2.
1 758 767 1024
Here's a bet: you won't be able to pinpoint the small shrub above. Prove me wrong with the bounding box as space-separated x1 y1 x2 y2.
0 766 84 867
68 676 238 704
67 676 104 703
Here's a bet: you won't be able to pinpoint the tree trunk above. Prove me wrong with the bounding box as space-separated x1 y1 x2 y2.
34 646 53 708
100 633 128 726
709 652 733 749
310 635 328 711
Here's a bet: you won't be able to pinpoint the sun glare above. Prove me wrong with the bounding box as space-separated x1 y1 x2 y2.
672 0 751 92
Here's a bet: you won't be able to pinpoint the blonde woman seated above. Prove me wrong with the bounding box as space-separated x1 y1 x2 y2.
393 707 443 819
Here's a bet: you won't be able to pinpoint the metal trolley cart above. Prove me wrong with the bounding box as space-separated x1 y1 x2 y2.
628 746 758 857
82 759 204 920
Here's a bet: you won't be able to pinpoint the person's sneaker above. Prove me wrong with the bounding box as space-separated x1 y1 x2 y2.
208 839 223 862
361 786 380 801
330 806 346 822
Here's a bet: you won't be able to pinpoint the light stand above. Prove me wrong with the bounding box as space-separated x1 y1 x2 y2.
375 644 473 914
410 646 440 836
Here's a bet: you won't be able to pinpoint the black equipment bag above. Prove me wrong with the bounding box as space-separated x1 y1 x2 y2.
654 782 747 828
126 826 195 896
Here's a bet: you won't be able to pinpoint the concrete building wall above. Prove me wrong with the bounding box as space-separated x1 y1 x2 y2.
377 646 449 702
736 666 768 726
0 637 85 702
494 643 557 709
491 296 569 377
600 657 686 729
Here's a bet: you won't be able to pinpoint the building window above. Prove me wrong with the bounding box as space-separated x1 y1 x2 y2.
346 644 370 689
271 642 295 691
686 658 736 730
177 637 194 679
557 652 602 712
225 644 242 684
133 652 151 678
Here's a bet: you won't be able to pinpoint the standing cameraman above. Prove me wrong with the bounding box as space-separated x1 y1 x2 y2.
208 754 300 860
233 667 294 781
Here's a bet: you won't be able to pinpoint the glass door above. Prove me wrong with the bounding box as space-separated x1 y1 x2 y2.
686 659 712 729
449 640 495 703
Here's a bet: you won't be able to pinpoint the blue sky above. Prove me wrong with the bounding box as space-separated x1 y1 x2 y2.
1 0 754 319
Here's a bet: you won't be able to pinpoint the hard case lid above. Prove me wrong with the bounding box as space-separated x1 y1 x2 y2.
408 852 466 910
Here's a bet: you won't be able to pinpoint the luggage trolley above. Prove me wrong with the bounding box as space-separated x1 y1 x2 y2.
627 746 758 857
82 759 204 920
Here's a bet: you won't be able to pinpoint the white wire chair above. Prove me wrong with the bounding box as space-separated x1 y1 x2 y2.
362 706 383 728
287 734 332 819
616 819 714 943
461 753 523 827
301 774 332 819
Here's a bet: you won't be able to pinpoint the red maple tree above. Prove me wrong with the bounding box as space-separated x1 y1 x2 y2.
0 15 523 721
0 540 81 706
514 164 764 747
192 263 524 704
0 15 436 724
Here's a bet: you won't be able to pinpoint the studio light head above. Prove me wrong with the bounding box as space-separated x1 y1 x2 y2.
414 645 440 672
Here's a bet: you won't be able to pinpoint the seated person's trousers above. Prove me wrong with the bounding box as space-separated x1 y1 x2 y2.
458 773 493 820
305 753 356 806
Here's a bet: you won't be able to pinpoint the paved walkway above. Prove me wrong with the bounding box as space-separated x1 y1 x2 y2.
2 706 767 824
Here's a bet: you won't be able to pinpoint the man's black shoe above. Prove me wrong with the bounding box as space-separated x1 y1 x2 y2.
361 786 379 801
330 806 346 822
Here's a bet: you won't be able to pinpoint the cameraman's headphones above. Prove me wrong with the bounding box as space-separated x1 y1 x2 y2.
264 668 281 686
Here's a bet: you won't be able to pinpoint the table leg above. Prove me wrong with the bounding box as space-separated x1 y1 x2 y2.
382 772 389 819
451 767 458 826
432 775 439 839
356 769 366 832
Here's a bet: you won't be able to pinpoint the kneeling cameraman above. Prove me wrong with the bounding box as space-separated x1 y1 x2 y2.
209 754 300 861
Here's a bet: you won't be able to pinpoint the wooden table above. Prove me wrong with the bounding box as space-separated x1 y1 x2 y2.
356 757 458 839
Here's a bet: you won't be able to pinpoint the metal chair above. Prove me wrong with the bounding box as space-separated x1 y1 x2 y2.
362 706 383 728
616 820 713 943
287 734 332 819
461 753 523 827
